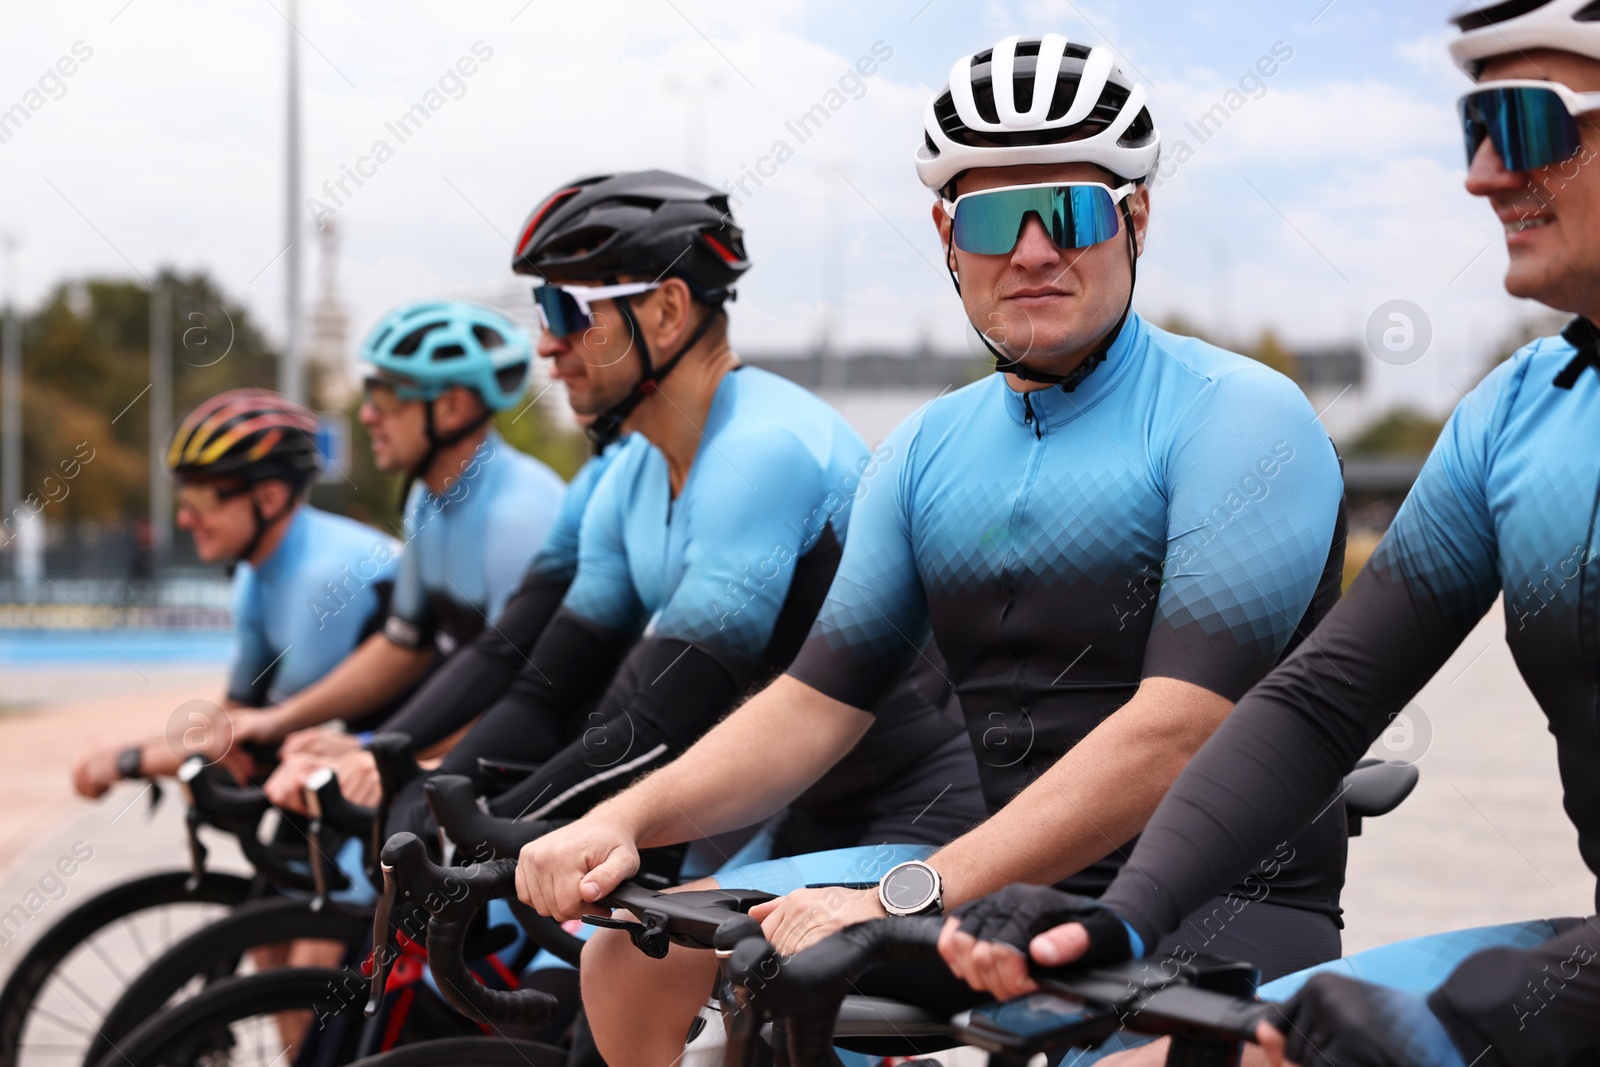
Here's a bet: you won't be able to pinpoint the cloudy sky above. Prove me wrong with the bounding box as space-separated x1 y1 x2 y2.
0 0 1559 418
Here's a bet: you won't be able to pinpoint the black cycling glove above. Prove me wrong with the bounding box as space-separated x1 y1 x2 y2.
952 884 1135 967
1271 974 1467 1067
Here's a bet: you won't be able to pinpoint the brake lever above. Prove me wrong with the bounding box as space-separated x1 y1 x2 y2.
181 806 209 893
364 860 400 1016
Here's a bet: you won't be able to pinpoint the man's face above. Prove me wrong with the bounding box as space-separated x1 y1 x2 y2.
931 162 1149 370
1469 50 1600 313
358 380 431 474
174 479 265 563
534 277 649 416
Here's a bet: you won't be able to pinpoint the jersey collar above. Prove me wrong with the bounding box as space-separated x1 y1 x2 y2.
999 312 1144 432
250 503 310 579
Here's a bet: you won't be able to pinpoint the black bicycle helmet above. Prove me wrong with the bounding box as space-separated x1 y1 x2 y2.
511 170 749 302
511 171 752 446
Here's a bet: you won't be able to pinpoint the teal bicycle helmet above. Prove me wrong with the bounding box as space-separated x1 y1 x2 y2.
358 300 532 506
359 300 532 410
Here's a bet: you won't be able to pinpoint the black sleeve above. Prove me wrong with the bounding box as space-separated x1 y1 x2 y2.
484 638 738 821
1429 918 1600 1067
1098 550 1490 949
377 572 570 750
433 609 633 782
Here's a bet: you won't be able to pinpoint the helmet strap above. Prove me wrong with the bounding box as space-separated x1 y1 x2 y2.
230 485 296 574
398 394 494 512
586 295 725 450
948 198 1139 393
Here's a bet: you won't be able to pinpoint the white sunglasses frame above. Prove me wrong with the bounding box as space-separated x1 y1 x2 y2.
939 180 1139 219
1460 79 1600 118
532 280 662 332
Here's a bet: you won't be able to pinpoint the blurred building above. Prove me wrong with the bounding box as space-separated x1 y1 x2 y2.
308 220 352 406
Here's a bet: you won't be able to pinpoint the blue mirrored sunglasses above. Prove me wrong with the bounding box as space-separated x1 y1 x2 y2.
942 182 1135 256
1459 80 1600 172
532 281 660 338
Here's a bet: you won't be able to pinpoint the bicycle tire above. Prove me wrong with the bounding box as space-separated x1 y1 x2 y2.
89 967 365 1067
0 871 254 1067
345 1035 566 1067
86 896 371 1066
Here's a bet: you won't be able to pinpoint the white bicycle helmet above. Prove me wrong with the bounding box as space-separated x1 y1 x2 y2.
916 34 1160 193
1448 0 1600 77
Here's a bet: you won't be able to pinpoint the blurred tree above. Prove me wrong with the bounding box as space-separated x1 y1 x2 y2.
10 269 585 534
1245 329 1299 382
1151 313 1218 345
1344 407 1446 456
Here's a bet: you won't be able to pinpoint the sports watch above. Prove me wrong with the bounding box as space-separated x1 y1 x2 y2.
877 860 943 917
116 745 143 780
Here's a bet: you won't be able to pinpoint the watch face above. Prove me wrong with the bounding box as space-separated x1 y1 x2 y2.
883 863 938 912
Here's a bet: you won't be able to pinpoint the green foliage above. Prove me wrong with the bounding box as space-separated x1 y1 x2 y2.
8 268 586 530
1344 408 1446 457
12 269 282 523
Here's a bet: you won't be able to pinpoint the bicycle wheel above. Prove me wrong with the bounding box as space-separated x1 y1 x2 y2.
89 967 366 1067
87 897 371 1066
345 1036 565 1067
0 871 254 1067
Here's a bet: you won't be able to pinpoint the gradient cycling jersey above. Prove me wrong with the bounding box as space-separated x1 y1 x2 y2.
228 505 399 707
788 313 1349 913
380 446 619 747
384 430 565 656
1100 320 1600 1067
424 366 979 840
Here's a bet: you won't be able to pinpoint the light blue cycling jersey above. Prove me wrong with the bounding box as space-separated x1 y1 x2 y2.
523 444 618 589
228 505 399 706
385 430 565 656
787 312 1348 903
562 366 871 667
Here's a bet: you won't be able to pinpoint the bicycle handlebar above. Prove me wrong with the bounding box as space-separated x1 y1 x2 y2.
178 758 332 894
367 732 423 868
366 831 557 1028
423 775 566 862
723 917 1278 1066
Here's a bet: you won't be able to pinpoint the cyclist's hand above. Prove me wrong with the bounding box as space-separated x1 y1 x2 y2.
333 749 380 807
939 884 1133 999
750 887 886 955
263 753 321 814
226 707 287 752
1257 974 1468 1067
71 745 121 799
283 728 360 760
515 820 640 921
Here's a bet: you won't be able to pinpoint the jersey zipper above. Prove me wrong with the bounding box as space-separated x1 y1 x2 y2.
1022 390 1042 439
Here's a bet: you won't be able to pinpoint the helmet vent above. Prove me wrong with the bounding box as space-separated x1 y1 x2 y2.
1452 0 1558 31
432 344 467 361
393 321 448 356
1578 0 1600 19
471 325 506 349
495 363 530 394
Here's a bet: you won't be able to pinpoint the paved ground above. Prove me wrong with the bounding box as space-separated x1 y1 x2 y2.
0 606 1591 1038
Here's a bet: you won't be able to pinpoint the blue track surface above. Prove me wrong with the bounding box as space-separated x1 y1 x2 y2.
0 630 233 664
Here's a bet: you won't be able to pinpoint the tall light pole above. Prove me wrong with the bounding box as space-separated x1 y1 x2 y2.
148 283 172 559
281 0 304 403
1 234 21 536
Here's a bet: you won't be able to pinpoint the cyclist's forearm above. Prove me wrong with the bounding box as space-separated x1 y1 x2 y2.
601 675 873 847
931 676 1230 908
381 575 570 749
1430 919 1600 1066
271 633 434 735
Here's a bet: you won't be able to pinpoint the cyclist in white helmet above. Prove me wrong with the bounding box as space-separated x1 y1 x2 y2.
520 35 1350 1065
945 5 1600 1065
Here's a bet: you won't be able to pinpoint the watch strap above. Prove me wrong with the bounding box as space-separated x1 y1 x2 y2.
116 745 144 780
